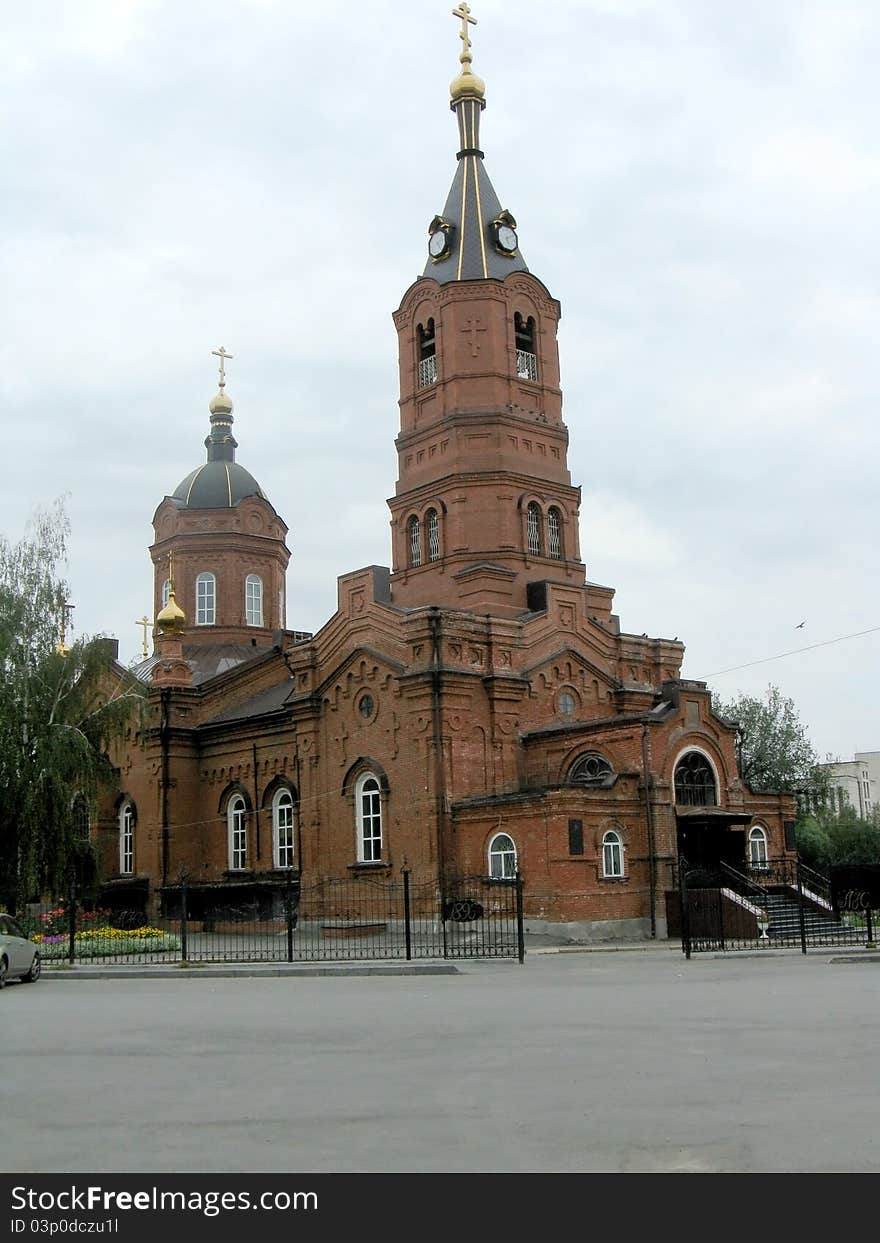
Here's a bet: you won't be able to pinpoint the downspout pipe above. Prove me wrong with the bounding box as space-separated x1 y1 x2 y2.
429 607 446 885
641 723 657 939
160 688 170 887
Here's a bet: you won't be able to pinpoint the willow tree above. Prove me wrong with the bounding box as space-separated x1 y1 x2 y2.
0 503 144 911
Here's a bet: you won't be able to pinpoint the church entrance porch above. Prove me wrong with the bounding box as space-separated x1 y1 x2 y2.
675 809 751 873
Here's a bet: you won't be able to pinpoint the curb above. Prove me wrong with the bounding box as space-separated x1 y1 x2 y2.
42 962 461 980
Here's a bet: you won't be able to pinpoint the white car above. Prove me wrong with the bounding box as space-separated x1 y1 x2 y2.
0 913 41 987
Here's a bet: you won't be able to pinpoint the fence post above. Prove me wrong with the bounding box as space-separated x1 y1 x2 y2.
515 871 525 964
402 868 412 961
796 858 808 956
67 878 77 966
180 876 188 963
865 904 874 948
718 880 725 953
680 864 691 960
285 869 294 964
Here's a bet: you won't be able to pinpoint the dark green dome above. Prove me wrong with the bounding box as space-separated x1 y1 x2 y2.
172 461 267 510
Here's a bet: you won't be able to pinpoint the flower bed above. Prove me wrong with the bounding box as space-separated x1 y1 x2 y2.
33 926 181 960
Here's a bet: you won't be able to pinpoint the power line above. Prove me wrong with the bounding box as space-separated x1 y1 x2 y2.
706 625 880 678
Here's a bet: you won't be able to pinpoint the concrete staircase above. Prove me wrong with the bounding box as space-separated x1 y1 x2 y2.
763 889 845 941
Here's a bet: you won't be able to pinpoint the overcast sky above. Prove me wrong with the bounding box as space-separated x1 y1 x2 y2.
2 0 878 762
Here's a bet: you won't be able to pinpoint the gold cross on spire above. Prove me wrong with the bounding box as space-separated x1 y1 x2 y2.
135 615 150 660
452 2 477 64
212 345 233 388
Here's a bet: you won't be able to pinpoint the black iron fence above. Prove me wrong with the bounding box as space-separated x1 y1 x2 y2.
678 857 879 956
16 870 525 967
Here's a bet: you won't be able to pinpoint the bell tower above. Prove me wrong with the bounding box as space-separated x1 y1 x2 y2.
388 6 585 616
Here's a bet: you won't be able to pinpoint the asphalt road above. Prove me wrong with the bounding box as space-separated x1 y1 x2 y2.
1 952 878 1173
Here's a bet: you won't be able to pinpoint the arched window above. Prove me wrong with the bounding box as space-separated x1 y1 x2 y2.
355 773 383 863
196 572 216 626
488 832 517 879
278 585 285 630
602 830 623 878
245 574 263 627
526 503 542 556
426 509 440 562
514 313 538 381
118 801 135 875
569 753 614 785
408 515 422 568
273 788 296 870
72 794 90 840
418 318 437 388
161 578 171 608
558 690 577 717
547 507 563 559
227 794 248 871
748 825 769 869
674 752 717 807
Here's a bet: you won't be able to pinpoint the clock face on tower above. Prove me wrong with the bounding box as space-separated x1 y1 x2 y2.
428 228 450 260
496 224 518 253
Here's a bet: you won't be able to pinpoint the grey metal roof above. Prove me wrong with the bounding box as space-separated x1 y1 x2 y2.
131 643 272 686
203 680 294 725
423 95 528 285
171 461 267 510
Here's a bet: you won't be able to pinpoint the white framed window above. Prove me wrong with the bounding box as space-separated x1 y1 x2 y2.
245 574 263 627
119 801 134 875
426 508 440 562
602 830 623 878
408 515 422 568
196 572 216 625
227 795 248 871
748 825 769 869
526 503 542 556
273 788 295 869
355 773 383 863
278 585 285 630
161 578 171 608
488 832 517 879
548 507 562 559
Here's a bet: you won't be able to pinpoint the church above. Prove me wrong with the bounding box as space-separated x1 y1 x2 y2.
97 9 796 942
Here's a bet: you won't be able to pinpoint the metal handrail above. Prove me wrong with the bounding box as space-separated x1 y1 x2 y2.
720 860 769 904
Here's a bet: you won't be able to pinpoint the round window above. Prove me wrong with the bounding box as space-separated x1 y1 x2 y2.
358 693 375 720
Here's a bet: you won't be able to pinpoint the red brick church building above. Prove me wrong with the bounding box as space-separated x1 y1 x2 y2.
98 20 795 941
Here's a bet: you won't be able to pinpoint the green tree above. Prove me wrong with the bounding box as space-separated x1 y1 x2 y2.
0 502 143 911
798 804 880 868
712 684 829 802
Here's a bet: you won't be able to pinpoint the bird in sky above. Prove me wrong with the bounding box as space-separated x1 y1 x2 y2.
795 620 806 629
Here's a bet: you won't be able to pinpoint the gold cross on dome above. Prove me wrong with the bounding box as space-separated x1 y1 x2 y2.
212 345 233 387
452 3 477 59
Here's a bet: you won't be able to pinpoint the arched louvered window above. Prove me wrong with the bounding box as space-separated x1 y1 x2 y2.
426 509 440 562
418 319 437 388
526 503 542 556
548 507 562 559
161 579 171 609
488 833 517 879
245 574 263 627
514 313 538 381
196 572 216 626
674 753 717 807
408 515 422 568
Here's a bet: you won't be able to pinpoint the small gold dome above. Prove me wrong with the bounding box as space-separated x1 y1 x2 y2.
450 67 485 101
156 589 186 635
209 388 234 415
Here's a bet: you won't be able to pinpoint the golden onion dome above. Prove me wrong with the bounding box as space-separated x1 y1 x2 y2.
450 65 485 101
156 588 186 636
209 387 234 415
